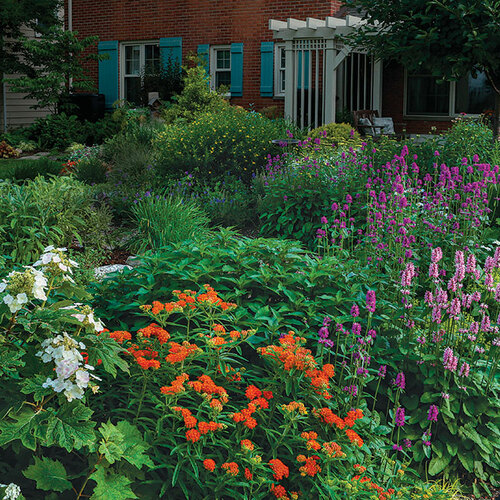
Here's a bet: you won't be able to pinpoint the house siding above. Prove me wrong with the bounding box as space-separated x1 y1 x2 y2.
1 26 51 131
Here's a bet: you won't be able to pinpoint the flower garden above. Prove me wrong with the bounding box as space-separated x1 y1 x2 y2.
0 66 500 499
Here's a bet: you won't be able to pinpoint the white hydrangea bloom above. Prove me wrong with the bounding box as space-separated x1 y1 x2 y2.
0 267 48 313
64 303 106 332
37 332 98 402
0 483 22 500
34 247 78 278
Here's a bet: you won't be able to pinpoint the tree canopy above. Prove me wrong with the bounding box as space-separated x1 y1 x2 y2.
344 0 500 129
0 0 62 75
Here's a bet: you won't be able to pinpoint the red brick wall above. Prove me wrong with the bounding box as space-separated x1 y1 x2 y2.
66 0 342 111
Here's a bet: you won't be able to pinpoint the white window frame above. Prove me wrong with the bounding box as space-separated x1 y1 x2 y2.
274 44 286 97
210 45 231 96
120 41 160 103
403 69 493 119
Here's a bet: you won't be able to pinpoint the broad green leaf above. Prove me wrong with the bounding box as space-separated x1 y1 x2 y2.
0 407 45 450
90 466 138 500
458 451 474 472
45 402 96 452
98 421 125 464
428 454 451 475
86 333 129 378
116 421 154 469
21 375 53 402
23 457 72 492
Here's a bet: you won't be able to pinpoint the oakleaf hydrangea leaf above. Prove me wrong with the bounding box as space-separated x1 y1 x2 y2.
45 401 96 452
23 456 72 492
90 466 138 500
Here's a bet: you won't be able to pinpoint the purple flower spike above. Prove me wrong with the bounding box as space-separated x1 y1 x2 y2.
395 407 406 427
427 405 439 422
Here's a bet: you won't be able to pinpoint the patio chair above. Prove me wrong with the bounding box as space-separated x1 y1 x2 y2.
353 110 406 140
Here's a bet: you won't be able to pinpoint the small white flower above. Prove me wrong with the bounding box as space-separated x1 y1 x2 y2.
2 482 22 499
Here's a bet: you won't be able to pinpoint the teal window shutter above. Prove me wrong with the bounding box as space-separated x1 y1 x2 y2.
230 43 243 97
260 42 274 97
98 40 118 110
197 44 210 70
297 51 310 90
159 37 182 71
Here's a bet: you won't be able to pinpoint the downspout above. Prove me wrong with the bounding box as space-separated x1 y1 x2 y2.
68 0 73 90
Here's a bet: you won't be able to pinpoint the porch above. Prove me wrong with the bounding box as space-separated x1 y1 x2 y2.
269 16 383 130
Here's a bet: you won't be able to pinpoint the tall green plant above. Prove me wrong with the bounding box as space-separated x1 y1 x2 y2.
130 194 211 253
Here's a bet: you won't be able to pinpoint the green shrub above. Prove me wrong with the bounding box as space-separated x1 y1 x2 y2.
0 157 62 181
0 176 95 263
130 194 211 253
75 156 108 184
154 107 293 182
90 228 368 335
27 113 120 150
162 63 228 123
442 115 495 164
309 122 361 148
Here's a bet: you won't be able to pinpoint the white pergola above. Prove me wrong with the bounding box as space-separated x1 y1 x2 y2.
269 16 382 128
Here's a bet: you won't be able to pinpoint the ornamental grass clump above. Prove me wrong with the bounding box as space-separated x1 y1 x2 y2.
130 193 211 253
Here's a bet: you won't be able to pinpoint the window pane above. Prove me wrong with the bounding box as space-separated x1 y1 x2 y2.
125 76 141 105
280 69 285 93
455 72 495 114
216 50 231 69
407 76 450 115
145 44 160 72
125 46 141 75
280 48 286 69
216 70 231 88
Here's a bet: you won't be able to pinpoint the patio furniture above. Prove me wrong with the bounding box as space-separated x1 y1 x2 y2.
354 110 406 140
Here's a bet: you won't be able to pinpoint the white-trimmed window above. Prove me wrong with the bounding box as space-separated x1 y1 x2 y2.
210 46 231 91
121 42 160 104
405 70 495 117
274 44 286 97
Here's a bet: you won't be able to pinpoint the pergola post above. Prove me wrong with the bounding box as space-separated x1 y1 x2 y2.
284 40 295 121
324 39 336 124
372 58 383 114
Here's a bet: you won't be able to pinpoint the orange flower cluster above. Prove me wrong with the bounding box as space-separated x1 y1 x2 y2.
143 285 236 319
269 459 289 481
281 401 308 415
301 431 321 451
305 364 335 399
203 323 251 350
344 409 364 428
161 373 189 395
221 462 239 476
244 467 253 480
322 441 345 458
188 374 229 409
258 331 317 372
172 406 223 442
345 429 364 448
165 341 200 363
313 408 345 430
217 364 242 382
127 344 160 370
203 459 216 472
297 455 321 477
352 475 395 500
241 439 255 451
270 484 289 499
195 285 237 311
137 323 170 344
109 330 132 343
232 385 273 430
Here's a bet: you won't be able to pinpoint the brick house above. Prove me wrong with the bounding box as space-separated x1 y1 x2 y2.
65 0 495 135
